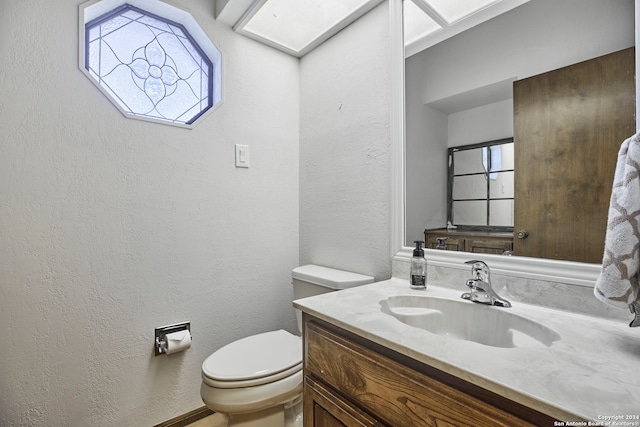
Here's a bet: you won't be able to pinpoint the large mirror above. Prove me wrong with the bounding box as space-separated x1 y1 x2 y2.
403 0 635 268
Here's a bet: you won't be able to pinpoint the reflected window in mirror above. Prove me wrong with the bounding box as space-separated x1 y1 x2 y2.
449 138 514 231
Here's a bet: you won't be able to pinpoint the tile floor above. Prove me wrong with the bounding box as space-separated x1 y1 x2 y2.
185 413 226 427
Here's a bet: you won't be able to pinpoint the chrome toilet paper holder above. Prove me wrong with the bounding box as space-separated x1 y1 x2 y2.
155 321 191 356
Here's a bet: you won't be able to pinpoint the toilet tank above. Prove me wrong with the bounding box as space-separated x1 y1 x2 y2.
292 265 374 332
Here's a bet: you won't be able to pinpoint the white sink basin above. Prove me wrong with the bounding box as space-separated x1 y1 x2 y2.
380 295 561 348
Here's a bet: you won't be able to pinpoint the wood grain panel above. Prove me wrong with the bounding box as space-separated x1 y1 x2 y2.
424 228 513 254
305 320 542 427
514 47 635 263
464 238 513 254
304 376 381 427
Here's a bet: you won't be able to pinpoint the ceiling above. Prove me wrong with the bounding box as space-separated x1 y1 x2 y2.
216 0 530 58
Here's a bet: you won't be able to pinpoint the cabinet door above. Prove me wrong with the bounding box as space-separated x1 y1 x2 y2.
303 376 380 427
514 47 635 263
464 238 513 254
424 232 463 251
314 406 345 427
305 320 544 427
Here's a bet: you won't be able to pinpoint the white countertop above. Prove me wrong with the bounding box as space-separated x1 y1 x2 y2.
293 278 640 423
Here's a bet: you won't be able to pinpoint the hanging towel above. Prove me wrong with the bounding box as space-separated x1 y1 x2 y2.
594 132 640 323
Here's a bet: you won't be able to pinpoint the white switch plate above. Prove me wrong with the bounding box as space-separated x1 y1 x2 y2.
235 144 249 168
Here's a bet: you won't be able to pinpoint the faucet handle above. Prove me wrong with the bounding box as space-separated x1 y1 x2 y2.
465 260 488 279
462 260 511 307
465 259 487 268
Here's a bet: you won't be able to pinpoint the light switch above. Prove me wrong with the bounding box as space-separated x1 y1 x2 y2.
235 144 249 168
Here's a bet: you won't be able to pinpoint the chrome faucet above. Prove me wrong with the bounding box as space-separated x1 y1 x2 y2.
461 260 511 307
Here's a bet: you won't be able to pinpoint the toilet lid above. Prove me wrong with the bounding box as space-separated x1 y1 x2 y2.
202 330 302 383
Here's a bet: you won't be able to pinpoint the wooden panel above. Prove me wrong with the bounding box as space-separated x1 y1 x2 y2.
152 407 214 427
314 405 344 427
424 228 513 254
304 376 380 427
305 320 542 427
464 238 513 254
424 234 464 251
514 47 635 263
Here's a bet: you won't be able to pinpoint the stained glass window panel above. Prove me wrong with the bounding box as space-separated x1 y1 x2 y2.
85 4 216 125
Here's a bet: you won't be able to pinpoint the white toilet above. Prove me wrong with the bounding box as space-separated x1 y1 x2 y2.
200 265 374 427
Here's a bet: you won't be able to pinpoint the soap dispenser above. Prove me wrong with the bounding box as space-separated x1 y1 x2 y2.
410 240 427 290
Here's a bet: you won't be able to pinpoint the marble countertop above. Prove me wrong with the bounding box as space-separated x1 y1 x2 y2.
293 278 640 423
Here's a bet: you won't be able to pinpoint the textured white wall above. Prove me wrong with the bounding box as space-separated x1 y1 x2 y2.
447 100 513 148
0 0 299 425
405 53 448 244
299 3 392 282
418 0 635 105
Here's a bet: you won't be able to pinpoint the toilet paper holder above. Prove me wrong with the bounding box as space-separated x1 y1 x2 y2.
155 322 191 356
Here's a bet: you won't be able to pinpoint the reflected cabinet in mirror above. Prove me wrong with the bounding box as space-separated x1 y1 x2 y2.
405 0 635 264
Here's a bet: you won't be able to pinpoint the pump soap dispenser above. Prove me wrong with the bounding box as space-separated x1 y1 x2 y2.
410 240 427 290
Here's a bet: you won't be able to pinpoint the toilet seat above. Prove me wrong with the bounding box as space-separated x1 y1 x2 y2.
200 369 303 414
202 330 302 389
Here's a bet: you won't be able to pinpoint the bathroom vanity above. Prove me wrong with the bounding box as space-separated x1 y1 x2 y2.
303 316 550 426
424 228 513 254
294 279 640 426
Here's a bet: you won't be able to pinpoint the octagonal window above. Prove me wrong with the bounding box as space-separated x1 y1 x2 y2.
80 1 222 127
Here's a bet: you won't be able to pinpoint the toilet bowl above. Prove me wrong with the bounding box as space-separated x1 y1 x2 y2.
200 265 374 427
201 330 303 415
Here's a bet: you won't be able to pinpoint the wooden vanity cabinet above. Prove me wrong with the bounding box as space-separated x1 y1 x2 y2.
303 314 554 427
424 228 514 255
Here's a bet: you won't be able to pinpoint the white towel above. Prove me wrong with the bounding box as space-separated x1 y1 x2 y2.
594 133 640 310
